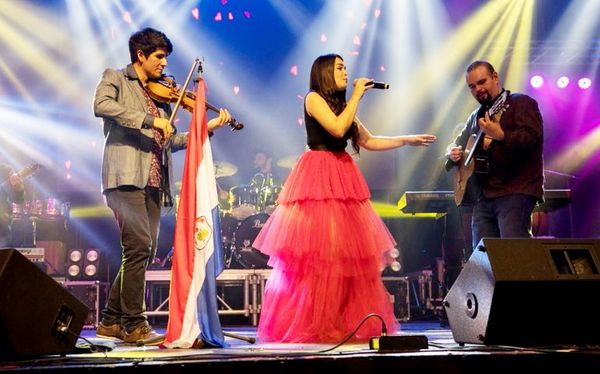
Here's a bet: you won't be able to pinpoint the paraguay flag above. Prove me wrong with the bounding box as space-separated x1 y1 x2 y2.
163 78 226 348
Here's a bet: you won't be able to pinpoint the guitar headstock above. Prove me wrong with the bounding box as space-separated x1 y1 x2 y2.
488 90 509 122
18 163 42 179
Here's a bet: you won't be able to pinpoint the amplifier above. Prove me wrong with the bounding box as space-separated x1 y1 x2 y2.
383 276 410 322
59 280 107 329
14 247 44 263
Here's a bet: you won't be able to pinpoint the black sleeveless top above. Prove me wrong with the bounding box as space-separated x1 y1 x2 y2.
304 96 353 151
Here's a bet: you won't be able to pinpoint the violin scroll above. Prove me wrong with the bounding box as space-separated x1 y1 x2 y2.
205 102 244 131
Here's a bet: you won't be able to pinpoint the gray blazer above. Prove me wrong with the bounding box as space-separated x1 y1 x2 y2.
93 64 187 199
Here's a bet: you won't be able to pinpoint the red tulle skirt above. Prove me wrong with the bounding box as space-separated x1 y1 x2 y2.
253 150 399 343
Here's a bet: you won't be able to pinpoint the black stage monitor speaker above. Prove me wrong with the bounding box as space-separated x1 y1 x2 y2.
0 248 89 358
443 238 600 347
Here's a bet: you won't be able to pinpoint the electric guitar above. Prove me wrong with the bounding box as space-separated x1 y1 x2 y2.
453 91 509 205
0 163 42 188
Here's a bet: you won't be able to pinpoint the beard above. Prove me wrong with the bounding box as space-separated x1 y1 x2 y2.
476 91 493 106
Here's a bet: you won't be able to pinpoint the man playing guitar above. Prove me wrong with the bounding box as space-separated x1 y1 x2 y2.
445 60 544 251
0 163 26 247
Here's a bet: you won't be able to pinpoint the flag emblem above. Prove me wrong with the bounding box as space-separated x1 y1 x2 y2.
194 216 211 251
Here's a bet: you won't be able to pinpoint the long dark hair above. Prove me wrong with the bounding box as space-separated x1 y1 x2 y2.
309 54 359 153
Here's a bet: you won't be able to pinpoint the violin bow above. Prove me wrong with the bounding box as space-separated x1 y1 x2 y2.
166 58 201 127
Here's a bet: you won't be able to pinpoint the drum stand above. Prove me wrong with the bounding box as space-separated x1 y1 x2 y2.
223 242 234 268
251 172 274 212
29 215 38 247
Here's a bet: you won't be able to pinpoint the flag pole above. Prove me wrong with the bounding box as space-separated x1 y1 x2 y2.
223 331 256 344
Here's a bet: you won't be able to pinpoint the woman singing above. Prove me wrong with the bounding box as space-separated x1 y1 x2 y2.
254 54 436 343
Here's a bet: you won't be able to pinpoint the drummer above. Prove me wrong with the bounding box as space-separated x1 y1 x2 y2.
0 163 25 247
217 148 285 212
250 148 281 189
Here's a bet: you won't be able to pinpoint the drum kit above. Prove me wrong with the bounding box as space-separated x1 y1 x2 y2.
212 161 287 269
11 198 70 248
4 163 68 244
11 198 70 220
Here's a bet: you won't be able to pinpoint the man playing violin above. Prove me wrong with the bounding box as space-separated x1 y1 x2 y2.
93 27 231 344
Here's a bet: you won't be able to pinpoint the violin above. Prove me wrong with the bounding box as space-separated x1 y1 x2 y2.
146 76 243 131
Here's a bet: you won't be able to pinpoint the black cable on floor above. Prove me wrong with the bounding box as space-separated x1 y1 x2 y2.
317 313 387 353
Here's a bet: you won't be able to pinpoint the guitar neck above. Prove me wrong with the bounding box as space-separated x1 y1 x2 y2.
463 128 485 167
1 164 40 186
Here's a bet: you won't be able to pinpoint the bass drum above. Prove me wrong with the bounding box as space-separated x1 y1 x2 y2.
219 212 239 246
233 213 271 269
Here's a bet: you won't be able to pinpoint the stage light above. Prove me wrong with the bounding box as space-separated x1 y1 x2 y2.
67 248 83 278
67 248 100 279
84 264 97 277
557 76 569 88
390 260 402 272
530 75 544 88
85 250 99 272
69 248 82 262
578 77 592 89
86 249 98 262
83 248 100 278
383 247 402 274
67 264 81 278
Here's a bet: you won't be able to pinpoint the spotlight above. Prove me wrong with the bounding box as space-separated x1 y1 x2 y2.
578 77 592 89
390 260 402 272
67 248 83 279
557 76 569 89
67 248 101 279
67 264 81 278
84 264 97 277
86 249 99 262
69 248 83 262
383 247 402 275
530 75 544 88
83 248 101 279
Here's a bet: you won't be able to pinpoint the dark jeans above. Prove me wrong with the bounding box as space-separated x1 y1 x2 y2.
102 186 161 332
471 193 537 249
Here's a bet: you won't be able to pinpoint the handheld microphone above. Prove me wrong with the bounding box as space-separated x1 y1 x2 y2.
371 81 390 89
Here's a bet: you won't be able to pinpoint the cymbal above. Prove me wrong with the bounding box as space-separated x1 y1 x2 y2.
277 154 300 169
214 161 238 178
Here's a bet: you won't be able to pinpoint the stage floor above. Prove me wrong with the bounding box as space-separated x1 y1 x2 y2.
2 321 600 372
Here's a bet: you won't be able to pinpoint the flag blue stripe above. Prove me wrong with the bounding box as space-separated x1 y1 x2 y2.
196 205 227 347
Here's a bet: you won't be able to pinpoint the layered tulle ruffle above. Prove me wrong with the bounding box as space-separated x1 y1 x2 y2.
253 150 399 343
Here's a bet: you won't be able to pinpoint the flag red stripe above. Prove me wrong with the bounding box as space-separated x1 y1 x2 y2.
164 80 209 343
